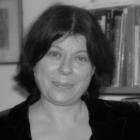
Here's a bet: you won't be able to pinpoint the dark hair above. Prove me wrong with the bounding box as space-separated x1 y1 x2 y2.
14 4 115 103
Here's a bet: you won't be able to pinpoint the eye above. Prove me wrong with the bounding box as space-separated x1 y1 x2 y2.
75 55 89 63
47 50 61 59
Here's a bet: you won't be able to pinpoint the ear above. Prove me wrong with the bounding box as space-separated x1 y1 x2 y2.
91 66 96 77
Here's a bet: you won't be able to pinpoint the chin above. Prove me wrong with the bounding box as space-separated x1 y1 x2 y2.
41 85 84 106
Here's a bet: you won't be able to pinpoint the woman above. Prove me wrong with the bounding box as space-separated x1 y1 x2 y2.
0 4 140 140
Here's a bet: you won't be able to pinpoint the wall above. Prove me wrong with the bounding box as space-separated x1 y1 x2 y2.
0 65 25 111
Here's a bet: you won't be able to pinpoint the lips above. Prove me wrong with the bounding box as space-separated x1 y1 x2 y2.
52 81 74 89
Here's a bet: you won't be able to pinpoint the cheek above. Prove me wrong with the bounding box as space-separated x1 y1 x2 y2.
34 61 61 89
45 61 60 74
75 64 94 87
73 67 93 95
39 61 59 76
34 61 52 83
75 66 94 82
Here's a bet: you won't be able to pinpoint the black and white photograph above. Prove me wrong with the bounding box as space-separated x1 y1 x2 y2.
0 0 22 63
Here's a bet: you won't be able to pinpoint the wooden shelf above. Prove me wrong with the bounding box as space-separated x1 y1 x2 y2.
100 87 140 95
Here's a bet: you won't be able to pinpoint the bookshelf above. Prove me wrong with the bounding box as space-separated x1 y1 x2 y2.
89 1 140 95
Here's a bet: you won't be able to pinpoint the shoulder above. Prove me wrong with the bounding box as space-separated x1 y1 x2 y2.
0 100 29 139
85 99 140 139
94 99 140 138
91 99 140 119
0 100 28 124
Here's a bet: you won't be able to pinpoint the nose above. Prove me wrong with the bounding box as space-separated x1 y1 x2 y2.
58 56 73 75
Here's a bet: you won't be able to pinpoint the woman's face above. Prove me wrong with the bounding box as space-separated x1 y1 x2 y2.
34 35 95 106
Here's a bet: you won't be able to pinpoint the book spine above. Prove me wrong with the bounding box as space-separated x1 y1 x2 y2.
125 6 135 87
133 7 140 87
105 9 114 42
118 8 128 87
112 11 123 87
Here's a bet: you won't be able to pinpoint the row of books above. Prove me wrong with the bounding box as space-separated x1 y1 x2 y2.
90 6 140 88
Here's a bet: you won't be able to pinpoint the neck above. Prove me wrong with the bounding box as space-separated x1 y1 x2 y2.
37 97 87 126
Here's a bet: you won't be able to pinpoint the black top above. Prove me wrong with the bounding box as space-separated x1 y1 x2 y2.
0 97 140 140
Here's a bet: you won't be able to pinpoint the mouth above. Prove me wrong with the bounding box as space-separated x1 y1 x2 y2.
52 81 74 89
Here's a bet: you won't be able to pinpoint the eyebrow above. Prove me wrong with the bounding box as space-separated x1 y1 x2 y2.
51 45 63 51
76 50 87 54
51 45 87 54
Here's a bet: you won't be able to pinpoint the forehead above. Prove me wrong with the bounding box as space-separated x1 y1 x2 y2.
51 34 87 52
